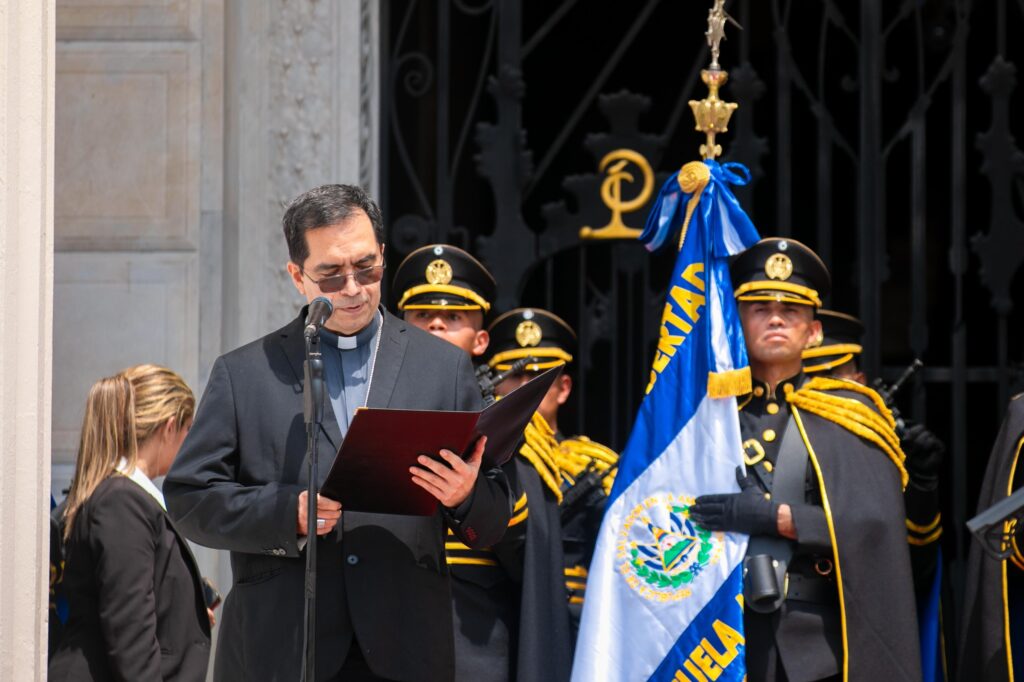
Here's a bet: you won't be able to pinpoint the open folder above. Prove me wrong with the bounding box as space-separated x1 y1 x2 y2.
320 365 562 516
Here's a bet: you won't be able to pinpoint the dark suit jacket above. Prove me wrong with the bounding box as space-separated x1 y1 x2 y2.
164 309 512 682
48 476 211 681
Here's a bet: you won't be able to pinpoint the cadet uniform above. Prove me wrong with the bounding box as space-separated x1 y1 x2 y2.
693 238 921 681
393 249 572 682
804 309 950 679
959 393 1024 681
486 309 619 643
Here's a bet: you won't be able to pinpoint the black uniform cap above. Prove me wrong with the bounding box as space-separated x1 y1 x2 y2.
730 237 831 307
802 309 865 374
392 244 496 313
485 308 577 371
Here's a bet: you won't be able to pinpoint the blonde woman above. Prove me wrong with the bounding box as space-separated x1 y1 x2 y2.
49 365 211 681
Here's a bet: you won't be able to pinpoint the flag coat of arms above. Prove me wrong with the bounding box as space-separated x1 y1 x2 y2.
571 159 760 682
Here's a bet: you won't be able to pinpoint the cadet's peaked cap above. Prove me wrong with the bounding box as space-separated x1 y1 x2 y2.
802 309 865 374
730 237 831 307
393 244 496 313
485 308 577 372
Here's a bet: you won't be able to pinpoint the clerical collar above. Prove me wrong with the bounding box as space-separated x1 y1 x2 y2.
319 309 383 350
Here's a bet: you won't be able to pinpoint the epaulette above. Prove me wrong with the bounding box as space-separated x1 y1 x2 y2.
518 412 564 502
786 376 909 488
556 436 619 496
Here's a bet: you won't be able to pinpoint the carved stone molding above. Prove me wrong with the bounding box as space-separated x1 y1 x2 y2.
57 0 201 41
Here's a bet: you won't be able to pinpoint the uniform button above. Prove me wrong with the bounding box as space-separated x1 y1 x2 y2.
766 402 779 415
763 429 777 442
753 386 765 397
783 383 794 394
346 554 359 565
764 493 772 500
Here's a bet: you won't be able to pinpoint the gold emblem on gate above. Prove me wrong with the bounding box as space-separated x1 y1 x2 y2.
764 253 793 281
515 321 542 348
580 149 654 241
425 259 453 285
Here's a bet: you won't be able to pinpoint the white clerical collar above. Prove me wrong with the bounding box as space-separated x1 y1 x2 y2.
116 457 166 510
320 309 383 350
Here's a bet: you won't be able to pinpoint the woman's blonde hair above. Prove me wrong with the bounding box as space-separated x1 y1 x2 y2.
62 364 194 540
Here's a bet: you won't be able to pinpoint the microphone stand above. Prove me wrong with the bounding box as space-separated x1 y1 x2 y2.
302 331 325 682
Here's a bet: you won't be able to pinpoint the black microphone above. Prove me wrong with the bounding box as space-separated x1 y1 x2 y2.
304 297 334 338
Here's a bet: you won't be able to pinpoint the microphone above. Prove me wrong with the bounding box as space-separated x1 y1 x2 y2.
304 297 334 338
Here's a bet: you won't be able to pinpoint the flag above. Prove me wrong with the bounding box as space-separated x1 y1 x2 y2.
571 159 760 682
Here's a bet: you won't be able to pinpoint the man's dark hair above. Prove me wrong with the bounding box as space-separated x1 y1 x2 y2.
282 184 384 265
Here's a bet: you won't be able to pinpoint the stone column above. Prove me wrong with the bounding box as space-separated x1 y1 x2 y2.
223 0 380 349
0 0 55 678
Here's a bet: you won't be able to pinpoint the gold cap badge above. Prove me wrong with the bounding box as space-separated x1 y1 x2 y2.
515 320 542 347
425 259 453 285
764 253 793 281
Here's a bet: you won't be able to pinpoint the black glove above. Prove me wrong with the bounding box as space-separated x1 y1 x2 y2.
901 421 944 490
689 466 779 536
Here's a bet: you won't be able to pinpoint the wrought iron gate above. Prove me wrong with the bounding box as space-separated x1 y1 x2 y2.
380 0 1024 603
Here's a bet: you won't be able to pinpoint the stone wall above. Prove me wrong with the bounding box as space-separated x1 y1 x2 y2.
50 0 379 672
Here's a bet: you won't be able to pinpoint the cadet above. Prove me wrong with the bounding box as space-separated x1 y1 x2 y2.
690 238 921 681
486 308 618 641
803 309 949 677
958 393 1024 681
391 245 573 682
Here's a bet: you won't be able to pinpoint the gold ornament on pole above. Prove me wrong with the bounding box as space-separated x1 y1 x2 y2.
688 0 742 160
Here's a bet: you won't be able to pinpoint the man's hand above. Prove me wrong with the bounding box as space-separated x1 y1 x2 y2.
689 467 779 536
410 436 488 509
296 492 342 537
901 421 945 490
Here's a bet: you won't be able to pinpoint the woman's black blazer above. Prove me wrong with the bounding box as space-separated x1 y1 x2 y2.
49 475 211 680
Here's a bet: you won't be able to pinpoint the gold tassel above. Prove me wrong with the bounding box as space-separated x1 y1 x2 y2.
707 367 752 398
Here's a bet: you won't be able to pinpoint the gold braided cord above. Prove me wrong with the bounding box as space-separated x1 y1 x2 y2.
802 376 897 430
556 437 619 495
789 384 902 453
800 392 903 456
518 412 564 502
787 388 909 489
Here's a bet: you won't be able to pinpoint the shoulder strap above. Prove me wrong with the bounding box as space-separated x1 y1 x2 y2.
744 416 809 613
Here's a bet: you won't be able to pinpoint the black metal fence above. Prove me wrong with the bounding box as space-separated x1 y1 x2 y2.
380 0 1024 605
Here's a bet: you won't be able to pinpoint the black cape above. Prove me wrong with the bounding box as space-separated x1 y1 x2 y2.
450 416 573 682
957 394 1024 681
789 379 922 681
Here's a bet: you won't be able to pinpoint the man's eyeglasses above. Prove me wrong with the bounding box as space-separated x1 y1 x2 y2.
302 262 386 293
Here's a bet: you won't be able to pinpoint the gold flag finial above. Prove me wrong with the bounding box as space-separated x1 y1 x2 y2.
690 0 742 160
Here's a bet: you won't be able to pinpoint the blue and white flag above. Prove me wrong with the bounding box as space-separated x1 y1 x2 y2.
571 159 760 682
